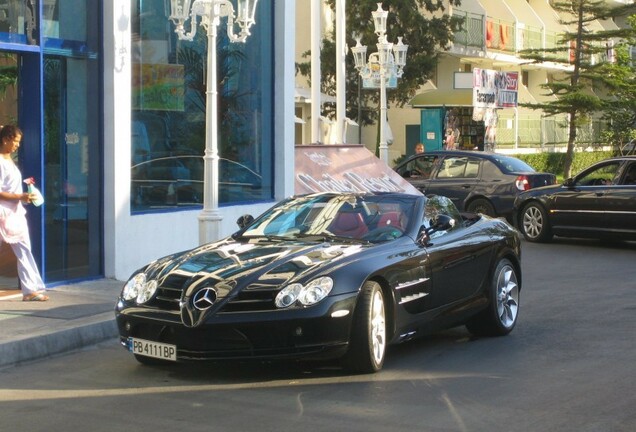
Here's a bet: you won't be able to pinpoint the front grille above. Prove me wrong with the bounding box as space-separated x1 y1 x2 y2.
220 282 279 313
145 275 283 313
147 274 190 310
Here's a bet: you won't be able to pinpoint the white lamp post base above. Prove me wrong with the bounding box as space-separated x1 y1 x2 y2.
198 210 223 245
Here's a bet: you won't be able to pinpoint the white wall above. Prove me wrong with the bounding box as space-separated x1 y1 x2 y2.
103 0 296 281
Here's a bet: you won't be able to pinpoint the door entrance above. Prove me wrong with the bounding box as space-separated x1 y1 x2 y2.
43 55 102 282
0 52 19 290
0 49 102 285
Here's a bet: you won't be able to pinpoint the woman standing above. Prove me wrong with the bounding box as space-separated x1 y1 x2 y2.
0 125 48 301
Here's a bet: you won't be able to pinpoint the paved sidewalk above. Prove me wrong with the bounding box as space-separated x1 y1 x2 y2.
0 279 123 369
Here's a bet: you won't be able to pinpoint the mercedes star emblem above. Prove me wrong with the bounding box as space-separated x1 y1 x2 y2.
192 287 217 311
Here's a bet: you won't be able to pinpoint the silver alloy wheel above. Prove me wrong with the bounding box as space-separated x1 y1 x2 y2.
522 205 543 239
496 263 519 328
370 290 386 365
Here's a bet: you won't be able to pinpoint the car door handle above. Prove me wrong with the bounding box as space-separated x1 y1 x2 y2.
462 184 471 189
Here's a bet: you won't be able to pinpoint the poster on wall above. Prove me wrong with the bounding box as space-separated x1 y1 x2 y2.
132 64 185 111
472 68 518 109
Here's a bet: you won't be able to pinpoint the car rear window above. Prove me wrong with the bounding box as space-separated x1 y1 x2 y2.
490 155 535 173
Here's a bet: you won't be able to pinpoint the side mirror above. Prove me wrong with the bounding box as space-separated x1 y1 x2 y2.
563 178 575 188
429 214 455 232
417 214 456 245
236 214 254 229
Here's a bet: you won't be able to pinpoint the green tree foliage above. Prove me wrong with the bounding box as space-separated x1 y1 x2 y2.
0 53 17 102
518 0 636 177
596 15 636 154
297 0 463 128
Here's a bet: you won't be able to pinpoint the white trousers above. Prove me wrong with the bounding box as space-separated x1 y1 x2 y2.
2 237 45 296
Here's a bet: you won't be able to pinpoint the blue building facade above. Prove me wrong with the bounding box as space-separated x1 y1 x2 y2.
0 0 295 284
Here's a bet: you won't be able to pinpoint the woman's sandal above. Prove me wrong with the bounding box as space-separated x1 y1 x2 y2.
22 292 50 302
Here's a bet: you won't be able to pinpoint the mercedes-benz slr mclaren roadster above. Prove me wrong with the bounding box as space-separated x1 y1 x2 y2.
116 192 521 373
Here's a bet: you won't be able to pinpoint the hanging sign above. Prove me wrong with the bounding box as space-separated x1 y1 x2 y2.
362 60 398 89
472 68 518 108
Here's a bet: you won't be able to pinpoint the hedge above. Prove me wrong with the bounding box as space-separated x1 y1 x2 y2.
512 151 617 179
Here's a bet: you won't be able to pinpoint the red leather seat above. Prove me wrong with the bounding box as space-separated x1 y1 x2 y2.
377 212 402 229
330 213 368 238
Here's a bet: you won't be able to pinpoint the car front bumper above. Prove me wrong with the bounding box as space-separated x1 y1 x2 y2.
115 291 358 362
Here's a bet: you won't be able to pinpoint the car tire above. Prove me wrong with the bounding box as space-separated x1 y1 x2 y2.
466 198 496 217
466 258 520 337
343 281 387 373
520 202 553 242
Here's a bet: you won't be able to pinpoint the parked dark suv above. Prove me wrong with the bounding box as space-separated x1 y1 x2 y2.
394 150 556 220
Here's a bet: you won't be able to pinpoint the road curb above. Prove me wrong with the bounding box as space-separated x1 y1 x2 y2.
0 312 118 369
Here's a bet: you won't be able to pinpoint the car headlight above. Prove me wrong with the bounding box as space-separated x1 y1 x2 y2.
122 273 145 301
136 279 158 304
122 273 158 304
275 283 302 308
275 277 333 308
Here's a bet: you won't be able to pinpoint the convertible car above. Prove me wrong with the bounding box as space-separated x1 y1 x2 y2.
116 192 522 373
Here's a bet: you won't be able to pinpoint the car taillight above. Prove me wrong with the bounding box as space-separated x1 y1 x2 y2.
515 175 530 191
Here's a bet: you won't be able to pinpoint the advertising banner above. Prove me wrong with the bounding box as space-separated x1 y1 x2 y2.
295 145 421 195
472 68 519 109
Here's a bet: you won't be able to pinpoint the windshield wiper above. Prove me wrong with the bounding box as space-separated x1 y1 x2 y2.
295 233 370 244
236 234 293 242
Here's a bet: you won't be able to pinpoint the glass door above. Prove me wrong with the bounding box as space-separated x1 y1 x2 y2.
43 55 102 282
0 51 18 288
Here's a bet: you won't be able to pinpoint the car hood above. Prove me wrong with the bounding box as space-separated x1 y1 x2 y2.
143 236 370 297
136 237 373 327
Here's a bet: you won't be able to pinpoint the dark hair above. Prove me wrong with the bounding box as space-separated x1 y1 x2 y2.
0 125 22 143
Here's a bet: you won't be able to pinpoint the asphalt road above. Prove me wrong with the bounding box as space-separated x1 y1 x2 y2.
0 239 634 432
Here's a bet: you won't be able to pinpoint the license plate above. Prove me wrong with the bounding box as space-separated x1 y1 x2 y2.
128 337 177 361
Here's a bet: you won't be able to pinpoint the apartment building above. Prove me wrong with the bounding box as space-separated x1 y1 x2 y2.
295 0 633 163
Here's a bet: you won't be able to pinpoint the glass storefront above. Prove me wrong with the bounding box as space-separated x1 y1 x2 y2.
0 1 103 284
131 0 274 212
42 2 102 282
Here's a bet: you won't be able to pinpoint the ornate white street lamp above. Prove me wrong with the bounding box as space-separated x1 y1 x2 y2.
351 3 408 164
169 0 258 244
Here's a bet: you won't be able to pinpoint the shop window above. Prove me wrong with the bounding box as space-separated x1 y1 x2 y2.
0 0 36 44
131 0 274 212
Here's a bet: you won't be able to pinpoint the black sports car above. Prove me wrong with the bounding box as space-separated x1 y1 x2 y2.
394 151 556 220
514 156 636 242
116 192 522 373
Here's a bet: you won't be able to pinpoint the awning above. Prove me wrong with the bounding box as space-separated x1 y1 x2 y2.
295 145 421 195
409 89 473 107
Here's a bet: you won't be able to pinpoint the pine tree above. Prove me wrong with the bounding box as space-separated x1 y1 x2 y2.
519 0 636 178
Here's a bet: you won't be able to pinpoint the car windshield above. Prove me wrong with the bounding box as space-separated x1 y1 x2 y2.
240 193 418 243
490 155 535 173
